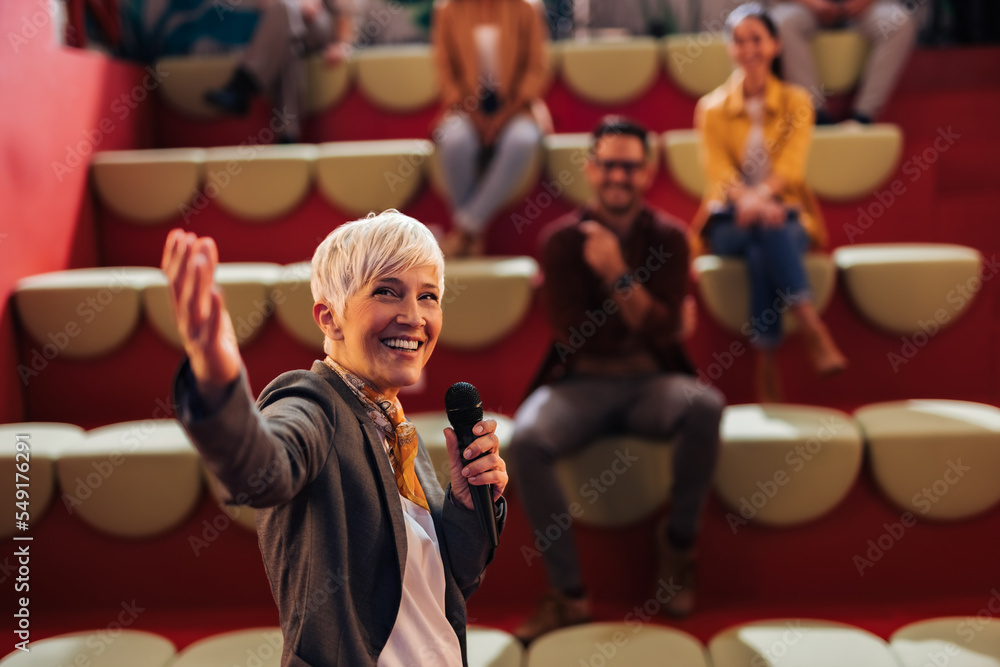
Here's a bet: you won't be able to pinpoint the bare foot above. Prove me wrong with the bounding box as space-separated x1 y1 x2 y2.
804 327 847 377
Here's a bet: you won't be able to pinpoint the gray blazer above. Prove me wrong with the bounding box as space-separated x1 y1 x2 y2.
174 360 505 666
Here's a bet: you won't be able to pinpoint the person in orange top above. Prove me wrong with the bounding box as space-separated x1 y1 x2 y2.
691 2 846 402
432 0 552 256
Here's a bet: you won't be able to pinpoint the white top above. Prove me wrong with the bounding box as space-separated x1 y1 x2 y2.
741 95 771 187
473 24 501 84
377 435 463 667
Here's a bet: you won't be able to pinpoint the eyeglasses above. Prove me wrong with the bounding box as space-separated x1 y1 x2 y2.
591 158 646 175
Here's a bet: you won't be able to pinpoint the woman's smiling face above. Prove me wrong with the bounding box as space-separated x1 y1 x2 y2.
729 16 780 80
328 264 442 398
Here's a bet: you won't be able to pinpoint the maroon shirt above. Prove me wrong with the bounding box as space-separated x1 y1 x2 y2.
531 205 696 388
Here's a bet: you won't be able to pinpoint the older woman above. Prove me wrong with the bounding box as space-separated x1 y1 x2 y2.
432 0 551 256
690 2 846 402
162 210 508 666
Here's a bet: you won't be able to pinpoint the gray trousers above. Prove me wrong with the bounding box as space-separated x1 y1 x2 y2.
241 0 340 139
508 373 724 593
769 0 917 119
434 112 542 236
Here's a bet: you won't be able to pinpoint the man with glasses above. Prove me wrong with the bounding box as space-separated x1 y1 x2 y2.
509 116 725 644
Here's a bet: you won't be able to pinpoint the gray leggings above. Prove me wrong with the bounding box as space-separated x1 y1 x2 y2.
434 112 542 236
508 373 724 593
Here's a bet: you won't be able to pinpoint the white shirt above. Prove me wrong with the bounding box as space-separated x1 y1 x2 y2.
473 24 501 84
741 95 771 186
377 435 463 667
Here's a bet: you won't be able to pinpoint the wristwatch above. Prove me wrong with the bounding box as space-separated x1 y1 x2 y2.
608 272 634 292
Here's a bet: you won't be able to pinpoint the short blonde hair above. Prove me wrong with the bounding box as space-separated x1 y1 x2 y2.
311 209 445 320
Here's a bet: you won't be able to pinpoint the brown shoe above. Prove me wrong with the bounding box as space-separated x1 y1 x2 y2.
513 589 592 646
440 229 485 258
654 521 697 618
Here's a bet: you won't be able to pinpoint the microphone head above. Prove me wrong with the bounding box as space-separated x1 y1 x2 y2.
445 382 483 427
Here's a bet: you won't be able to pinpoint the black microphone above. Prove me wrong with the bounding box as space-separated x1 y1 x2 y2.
445 382 500 549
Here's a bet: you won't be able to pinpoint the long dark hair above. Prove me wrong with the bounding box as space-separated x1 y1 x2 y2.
724 2 783 80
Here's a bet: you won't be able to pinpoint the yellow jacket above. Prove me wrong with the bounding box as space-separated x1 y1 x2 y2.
689 71 826 256
432 0 551 127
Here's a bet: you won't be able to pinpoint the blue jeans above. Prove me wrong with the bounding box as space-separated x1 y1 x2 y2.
707 215 812 349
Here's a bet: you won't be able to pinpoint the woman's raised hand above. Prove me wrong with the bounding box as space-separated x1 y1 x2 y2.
161 229 242 407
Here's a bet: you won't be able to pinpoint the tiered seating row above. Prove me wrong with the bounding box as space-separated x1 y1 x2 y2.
91 127 902 226
156 32 869 121
13 241 983 371
6 617 1000 666
13 259 539 359
8 398 1000 540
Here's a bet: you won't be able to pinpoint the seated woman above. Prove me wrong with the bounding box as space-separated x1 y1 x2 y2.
432 0 551 256
162 210 508 665
690 2 846 402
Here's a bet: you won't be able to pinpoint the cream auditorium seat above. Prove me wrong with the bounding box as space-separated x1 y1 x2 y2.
0 629 175 666
555 37 660 104
527 623 709 667
891 617 1000 667
143 263 284 350
692 253 836 336
155 54 243 119
715 405 863 527
426 140 543 212
662 30 867 99
662 129 704 199
544 132 660 208
0 423 83 538
542 133 595 207
157 54 353 118
304 55 353 114
92 148 205 224
833 243 982 335
556 435 674 527
856 400 1000 521
315 139 432 216
438 257 539 350
354 44 439 112
171 628 282 667
56 419 202 538
271 262 322 351
663 125 902 202
467 627 523 667
709 619 898 667
204 464 258 533
807 125 902 201
662 33 732 98
811 30 869 94
202 144 317 222
406 413 514 490
15 267 163 359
